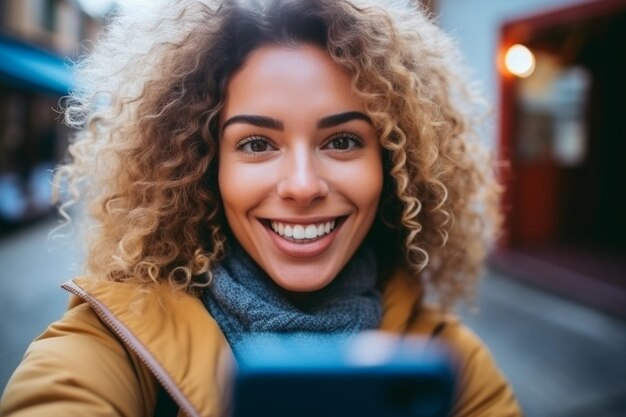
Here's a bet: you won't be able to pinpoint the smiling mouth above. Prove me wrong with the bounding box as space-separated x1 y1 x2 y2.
262 217 347 243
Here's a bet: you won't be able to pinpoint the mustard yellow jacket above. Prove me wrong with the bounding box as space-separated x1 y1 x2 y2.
1 270 522 417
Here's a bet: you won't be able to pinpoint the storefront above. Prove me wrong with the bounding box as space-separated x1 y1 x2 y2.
495 0 626 317
0 34 72 229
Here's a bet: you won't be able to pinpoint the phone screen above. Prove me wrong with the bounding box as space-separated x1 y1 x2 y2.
231 332 455 417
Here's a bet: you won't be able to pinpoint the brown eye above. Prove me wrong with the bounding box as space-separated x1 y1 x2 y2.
250 139 268 152
331 137 350 149
324 133 363 151
237 136 276 153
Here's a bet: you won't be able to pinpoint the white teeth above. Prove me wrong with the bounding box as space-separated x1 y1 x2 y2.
269 219 338 241
293 225 305 239
305 225 317 239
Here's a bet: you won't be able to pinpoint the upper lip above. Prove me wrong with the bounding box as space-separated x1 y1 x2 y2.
259 215 347 224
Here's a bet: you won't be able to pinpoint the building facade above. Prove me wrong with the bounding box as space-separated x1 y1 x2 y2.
436 0 626 316
0 0 104 229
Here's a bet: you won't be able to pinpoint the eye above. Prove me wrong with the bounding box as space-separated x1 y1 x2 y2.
324 132 364 151
237 136 276 153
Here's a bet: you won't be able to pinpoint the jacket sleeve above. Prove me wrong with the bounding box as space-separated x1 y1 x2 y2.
438 320 523 417
1 303 159 417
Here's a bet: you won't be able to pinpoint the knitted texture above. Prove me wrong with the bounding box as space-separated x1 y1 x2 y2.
202 242 382 355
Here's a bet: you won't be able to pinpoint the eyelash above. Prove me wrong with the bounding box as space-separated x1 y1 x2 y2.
234 132 365 154
235 135 275 154
323 132 364 151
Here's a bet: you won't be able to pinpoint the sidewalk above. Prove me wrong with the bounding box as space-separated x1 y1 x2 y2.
0 217 79 391
461 272 626 416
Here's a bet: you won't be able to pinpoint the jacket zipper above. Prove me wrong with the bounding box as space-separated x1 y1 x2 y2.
62 280 201 417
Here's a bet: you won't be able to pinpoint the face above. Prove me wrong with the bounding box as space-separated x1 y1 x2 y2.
218 44 383 292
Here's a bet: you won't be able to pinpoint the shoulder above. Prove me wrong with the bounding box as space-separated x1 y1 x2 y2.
1 300 157 417
410 306 523 417
382 269 522 415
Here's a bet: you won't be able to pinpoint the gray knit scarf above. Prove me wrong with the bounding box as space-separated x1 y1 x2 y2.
201 242 382 356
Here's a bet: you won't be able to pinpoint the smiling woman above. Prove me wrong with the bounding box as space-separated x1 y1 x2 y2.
1 1 521 416
218 44 383 292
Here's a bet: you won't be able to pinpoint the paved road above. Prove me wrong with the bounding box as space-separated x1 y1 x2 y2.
461 272 626 416
0 217 80 392
1 217 625 416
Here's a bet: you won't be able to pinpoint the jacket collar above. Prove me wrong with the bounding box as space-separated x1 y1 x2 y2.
64 269 422 417
380 268 423 332
64 278 232 417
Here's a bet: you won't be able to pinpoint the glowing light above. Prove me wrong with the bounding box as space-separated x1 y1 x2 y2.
504 44 536 78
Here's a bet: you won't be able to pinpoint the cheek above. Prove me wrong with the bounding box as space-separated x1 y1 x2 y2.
217 160 237 212
218 160 253 220
218 159 276 223
348 154 384 213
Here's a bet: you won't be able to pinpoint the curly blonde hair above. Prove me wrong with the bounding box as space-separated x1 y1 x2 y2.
57 0 501 309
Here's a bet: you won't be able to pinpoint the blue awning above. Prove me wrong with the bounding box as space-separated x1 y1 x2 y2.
0 36 73 96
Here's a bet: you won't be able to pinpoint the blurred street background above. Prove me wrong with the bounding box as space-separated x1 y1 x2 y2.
1 0 625 416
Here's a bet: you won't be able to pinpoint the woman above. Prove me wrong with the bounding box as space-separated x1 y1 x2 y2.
1 0 521 416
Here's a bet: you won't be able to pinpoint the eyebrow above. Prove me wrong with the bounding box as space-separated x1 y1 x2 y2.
317 111 372 129
221 115 284 133
221 111 371 134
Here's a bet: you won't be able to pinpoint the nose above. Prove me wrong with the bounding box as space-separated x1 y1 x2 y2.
276 147 329 206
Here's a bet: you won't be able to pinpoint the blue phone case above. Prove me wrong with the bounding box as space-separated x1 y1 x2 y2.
232 332 455 417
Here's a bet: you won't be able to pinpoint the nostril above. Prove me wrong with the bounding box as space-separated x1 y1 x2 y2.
276 175 329 205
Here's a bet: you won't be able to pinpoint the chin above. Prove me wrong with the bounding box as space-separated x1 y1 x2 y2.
269 266 337 293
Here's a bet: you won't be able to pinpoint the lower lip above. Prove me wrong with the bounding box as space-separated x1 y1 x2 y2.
264 221 343 258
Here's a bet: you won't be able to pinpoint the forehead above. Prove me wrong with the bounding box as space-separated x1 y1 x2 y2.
221 44 363 122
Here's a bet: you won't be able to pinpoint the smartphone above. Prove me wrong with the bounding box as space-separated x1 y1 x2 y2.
231 332 455 417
